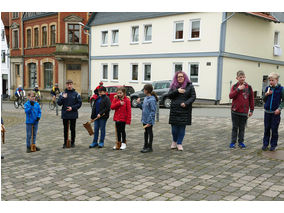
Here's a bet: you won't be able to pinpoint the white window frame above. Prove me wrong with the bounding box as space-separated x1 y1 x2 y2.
111 63 119 82
1 50 6 63
143 24 152 43
101 64 108 81
111 29 119 46
143 63 152 83
1 29 4 41
130 63 139 83
188 62 199 85
173 21 184 42
173 62 183 75
101 30 108 46
189 19 201 40
130 26 139 44
274 31 280 46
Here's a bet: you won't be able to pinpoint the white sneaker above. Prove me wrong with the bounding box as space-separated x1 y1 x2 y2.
177 144 183 151
171 142 177 149
120 143 127 150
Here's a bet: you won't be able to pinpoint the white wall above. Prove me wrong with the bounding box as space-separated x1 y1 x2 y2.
1 20 10 96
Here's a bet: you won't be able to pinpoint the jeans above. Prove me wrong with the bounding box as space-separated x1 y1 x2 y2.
93 118 107 145
171 124 186 145
63 119 76 145
263 112 281 148
231 112 247 144
115 121 126 143
143 123 153 149
26 123 39 148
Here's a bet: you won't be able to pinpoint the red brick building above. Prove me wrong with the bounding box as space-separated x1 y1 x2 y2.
9 12 90 99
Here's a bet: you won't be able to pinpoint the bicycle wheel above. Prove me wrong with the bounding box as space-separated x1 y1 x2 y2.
49 100 55 110
14 100 19 109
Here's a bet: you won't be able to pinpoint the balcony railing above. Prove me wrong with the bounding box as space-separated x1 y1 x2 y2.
54 43 88 56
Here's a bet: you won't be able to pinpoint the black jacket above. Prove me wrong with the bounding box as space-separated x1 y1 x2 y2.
91 95 111 120
168 82 196 125
57 89 82 119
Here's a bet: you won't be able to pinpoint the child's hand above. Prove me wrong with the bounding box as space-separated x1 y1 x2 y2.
275 109 281 115
238 84 245 90
248 112 253 117
137 98 141 104
62 93 67 98
120 101 124 105
265 90 273 96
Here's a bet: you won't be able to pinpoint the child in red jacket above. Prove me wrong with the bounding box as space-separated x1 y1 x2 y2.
111 87 131 150
229 70 254 149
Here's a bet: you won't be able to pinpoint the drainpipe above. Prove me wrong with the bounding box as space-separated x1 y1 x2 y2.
216 12 235 104
21 12 24 89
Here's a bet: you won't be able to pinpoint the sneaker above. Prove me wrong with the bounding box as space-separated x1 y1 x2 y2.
89 142 98 148
262 146 268 151
177 144 183 151
141 147 153 153
98 142 104 148
63 144 66 149
36 147 41 151
71 144 75 148
229 143 236 149
238 142 246 149
269 147 276 151
171 142 177 149
1 155 4 159
113 142 121 150
26 147 31 153
120 143 126 150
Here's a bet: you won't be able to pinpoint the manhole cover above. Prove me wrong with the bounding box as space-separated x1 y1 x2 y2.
262 150 284 160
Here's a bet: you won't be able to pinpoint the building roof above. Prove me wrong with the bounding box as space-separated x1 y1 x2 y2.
87 12 186 27
1 12 9 26
271 12 284 23
244 12 279 23
22 12 57 21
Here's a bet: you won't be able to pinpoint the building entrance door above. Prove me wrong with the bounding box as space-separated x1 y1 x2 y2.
66 64 81 94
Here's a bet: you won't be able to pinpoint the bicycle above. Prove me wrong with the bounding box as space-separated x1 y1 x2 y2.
14 95 26 109
35 95 43 109
49 96 59 116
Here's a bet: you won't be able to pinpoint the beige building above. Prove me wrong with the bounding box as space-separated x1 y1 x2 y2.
86 12 284 104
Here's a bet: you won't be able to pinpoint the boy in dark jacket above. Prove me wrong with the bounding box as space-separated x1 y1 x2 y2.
229 70 254 149
57 80 82 148
24 92 42 153
262 72 284 151
89 86 111 148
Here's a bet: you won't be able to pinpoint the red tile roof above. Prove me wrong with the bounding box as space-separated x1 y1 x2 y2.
245 12 279 23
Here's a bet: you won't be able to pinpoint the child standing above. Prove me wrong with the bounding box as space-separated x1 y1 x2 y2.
24 92 41 153
137 84 158 153
262 72 284 151
111 87 131 150
89 86 111 148
229 70 254 149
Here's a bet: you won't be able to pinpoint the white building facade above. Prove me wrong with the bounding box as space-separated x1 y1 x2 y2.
1 19 10 98
87 12 284 104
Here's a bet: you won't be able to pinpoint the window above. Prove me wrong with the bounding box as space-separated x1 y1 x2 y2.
67 64 81 70
189 19 200 39
131 26 139 43
189 63 199 83
112 64 118 81
174 21 184 40
111 29 119 45
101 31 108 45
174 63 183 72
131 64 138 81
1 50 5 63
44 62 53 89
42 26 47 46
68 24 80 44
29 63 37 88
274 31 280 46
27 29 31 48
34 28 39 47
50 25 56 45
12 12 19 19
16 64 20 76
102 64 108 80
143 64 151 81
1 30 4 41
144 25 152 42
12 30 19 49
112 64 118 80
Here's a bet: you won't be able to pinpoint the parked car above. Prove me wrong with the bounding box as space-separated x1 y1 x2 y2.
90 85 135 108
130 80 172 108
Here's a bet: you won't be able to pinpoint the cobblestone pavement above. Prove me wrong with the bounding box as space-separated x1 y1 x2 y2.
1 102 284 201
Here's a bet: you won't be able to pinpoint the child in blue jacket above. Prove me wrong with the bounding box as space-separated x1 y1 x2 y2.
24 92 41 153
137 84 158 153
